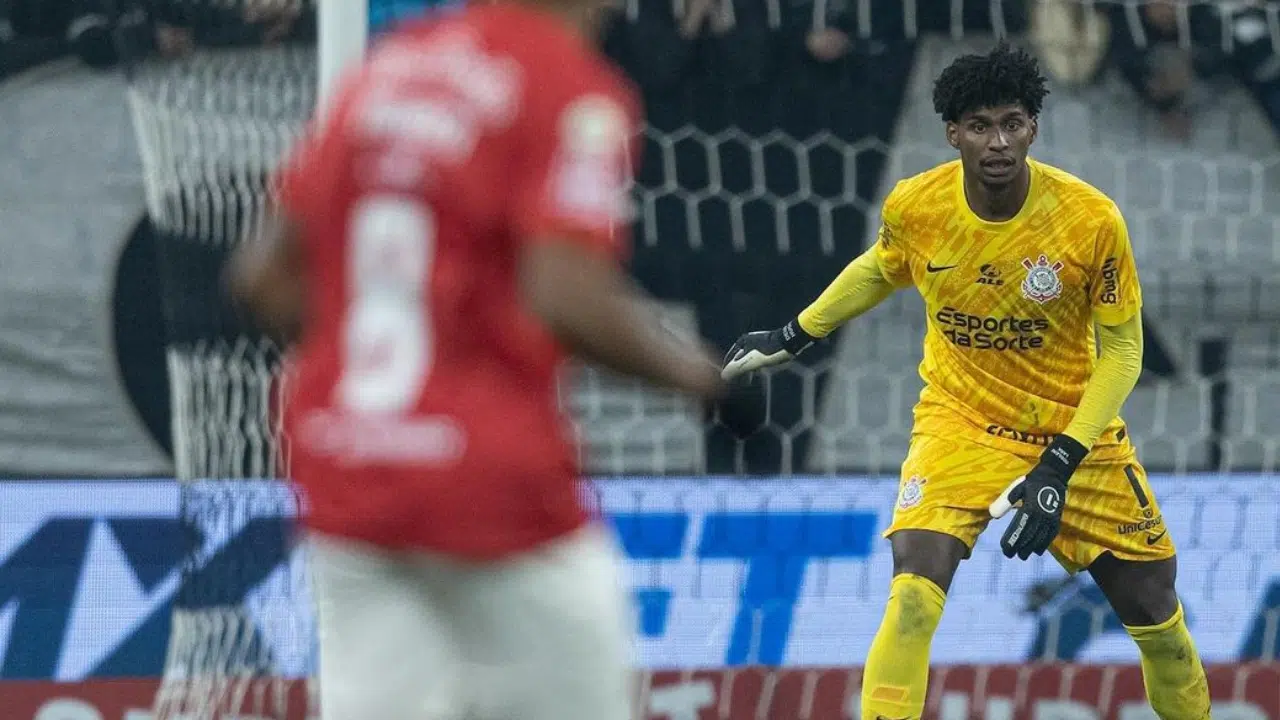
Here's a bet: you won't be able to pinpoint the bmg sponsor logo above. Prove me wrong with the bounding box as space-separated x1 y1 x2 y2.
935 307 1049 351
985 424 1054 446
1098 257 1120 305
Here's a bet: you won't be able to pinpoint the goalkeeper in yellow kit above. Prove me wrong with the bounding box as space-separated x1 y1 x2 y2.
722 44 1211 720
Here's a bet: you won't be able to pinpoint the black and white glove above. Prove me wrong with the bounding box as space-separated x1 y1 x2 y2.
989 436 1088 560
721 319 817 381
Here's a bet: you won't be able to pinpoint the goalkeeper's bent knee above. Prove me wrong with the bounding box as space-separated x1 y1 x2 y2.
1126 602 1211 720
861 573 947 720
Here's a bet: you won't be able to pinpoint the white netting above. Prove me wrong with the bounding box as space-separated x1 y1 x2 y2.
122 1 1280 718
128 44 316 720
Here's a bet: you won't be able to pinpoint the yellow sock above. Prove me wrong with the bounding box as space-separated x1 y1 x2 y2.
1125 603 1212 720
860 573 946 720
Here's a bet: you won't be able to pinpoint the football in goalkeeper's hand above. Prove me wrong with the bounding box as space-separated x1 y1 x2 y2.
714 374 767 439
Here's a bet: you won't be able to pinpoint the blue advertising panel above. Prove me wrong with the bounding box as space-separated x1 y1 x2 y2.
0 476 1277 680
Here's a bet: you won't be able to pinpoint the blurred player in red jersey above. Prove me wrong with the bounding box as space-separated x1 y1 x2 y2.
229 0 733 717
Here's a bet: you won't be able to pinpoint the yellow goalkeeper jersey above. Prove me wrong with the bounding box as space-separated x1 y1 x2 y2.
876 158 1142 457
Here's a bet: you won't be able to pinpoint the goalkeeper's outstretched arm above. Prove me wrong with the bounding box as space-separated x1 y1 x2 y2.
796 245 898 337
722 247 896 380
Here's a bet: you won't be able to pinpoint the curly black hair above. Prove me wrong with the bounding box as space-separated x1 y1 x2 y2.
932 42 1050 123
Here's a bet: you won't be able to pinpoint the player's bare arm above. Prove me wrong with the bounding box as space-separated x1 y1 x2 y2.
521 238 725 399
229 211 306 341
721 246 895 381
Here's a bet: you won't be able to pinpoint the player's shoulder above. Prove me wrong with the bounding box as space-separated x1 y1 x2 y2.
883 159 962 221
1031 158 1122 219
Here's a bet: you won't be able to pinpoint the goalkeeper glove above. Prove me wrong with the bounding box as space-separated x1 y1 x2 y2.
721 319 817 381
990 435 1088 561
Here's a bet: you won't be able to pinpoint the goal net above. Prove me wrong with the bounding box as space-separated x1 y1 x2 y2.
121 0 1280 718
126 39 316 720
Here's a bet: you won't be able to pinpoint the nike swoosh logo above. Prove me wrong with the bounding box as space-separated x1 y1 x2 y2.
1146 530 1167 545
926 262 958 273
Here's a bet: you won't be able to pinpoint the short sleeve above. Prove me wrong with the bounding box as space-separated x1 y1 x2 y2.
873 182 913 287
510 75 638 258
1091 205 1143 326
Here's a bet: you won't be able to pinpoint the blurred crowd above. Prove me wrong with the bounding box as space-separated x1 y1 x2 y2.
0 0 317 72
0 0 1278 139
1091 0 1280 138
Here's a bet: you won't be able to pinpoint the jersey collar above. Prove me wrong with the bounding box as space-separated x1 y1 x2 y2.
954 156 1040 230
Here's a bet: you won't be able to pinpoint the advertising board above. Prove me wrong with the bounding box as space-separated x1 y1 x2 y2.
8 664 1280 720
0 476 1277 682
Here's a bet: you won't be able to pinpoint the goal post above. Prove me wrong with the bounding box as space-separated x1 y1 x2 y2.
123 4 410 718
317 0 367 105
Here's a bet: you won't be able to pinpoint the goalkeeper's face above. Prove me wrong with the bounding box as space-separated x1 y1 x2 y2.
946 103 1037 189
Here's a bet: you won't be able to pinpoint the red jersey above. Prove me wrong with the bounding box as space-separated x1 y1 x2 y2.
275 5 640 558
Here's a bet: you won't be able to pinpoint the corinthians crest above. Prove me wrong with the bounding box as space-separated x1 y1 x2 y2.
898 475 926 510
1021 255 1065 304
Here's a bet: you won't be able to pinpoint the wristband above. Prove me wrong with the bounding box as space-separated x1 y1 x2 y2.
1043 435 1089 480
780 319 818 355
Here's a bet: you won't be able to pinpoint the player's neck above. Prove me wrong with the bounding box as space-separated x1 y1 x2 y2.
509 0 598 39
964 165 1031 223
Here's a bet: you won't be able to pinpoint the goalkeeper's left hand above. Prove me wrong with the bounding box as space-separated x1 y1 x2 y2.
721 319 817 381
989 436 1088 560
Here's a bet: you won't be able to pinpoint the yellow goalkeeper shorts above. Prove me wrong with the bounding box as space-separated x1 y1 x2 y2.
884 433 1175 573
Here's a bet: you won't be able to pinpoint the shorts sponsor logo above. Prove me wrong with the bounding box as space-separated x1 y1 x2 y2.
1021 255 1065 304
898 476 926 510
1117 516 1165 535
1036 486 1061 513
935 307 1049 351
1098 257 1120 304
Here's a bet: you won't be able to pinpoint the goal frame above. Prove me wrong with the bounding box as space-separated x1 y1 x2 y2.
318 0 369 104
